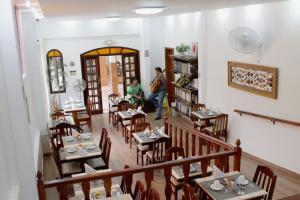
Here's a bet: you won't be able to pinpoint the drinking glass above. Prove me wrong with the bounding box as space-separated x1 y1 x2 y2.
237 183 245 195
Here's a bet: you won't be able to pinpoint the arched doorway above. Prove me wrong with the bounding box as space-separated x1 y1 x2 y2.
80 46 140 114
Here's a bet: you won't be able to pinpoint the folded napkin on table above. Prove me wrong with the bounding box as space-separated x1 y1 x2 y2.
213 165 225 179
78 147 89 156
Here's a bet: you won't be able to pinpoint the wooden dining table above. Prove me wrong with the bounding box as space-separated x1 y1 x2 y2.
63 102 86 126
195 171 267 200
133 131 169 146
191 109 218 127
59 133 102 164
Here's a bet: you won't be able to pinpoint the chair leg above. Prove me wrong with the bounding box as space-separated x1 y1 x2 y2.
136 150 139 165
129 133 132 148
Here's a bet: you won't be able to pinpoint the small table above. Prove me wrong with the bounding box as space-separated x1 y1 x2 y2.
191 109 218 127
72 169 131 200
59 133 102 162
64 102 86 126
133 131 169 146
195 171 267 200
48 115 75 130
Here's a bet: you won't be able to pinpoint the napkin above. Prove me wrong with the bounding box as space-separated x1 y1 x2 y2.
78 147 89 156
213 165 225 179
84 163 97 174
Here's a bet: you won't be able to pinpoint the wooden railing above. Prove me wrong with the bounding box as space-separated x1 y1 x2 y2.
37 119 242 200
234 109 300 127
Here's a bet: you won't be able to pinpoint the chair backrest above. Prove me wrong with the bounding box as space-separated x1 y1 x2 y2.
135 122 151 133
56 122 74 136
99 128 108 149
133 181 146 200
253 165 277 200
149 137 171 164
166 146 185 161
182 183 199 200
191 103 205 111
108 93 119 100
118 100 130 111
51 111 65 120
102 137 112 167
212 113 228 134
130 113 146 132
50 137 63 178
148 188 160 200
120 165 133 195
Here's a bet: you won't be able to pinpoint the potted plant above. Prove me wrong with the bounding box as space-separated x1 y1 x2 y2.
175 43 190 55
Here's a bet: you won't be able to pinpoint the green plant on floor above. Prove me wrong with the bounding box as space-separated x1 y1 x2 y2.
175 43 190 55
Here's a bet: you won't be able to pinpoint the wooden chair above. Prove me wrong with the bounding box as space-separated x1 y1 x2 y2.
133 181 146 200
148 188 160 200
108 93 119 124
202 113 228 141
125 113 146 148
146 137 171 165
182 183 199 200
50 138 82 178
51 111 65 120
77 98 93 131
120 165 133 195
166 147 185 200
114 100 131 130
99 128 108 150
253 165 277 200
191 103 206 130
136 122 151 166
87 137 111 170
54 122 75 149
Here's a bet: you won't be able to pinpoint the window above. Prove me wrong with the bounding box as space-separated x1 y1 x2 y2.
47 49 66 94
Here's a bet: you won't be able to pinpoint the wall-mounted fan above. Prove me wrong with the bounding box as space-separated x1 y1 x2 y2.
228 27 261 54
72 78 87 100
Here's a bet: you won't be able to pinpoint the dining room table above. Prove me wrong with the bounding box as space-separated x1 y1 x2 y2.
195 171 267 200
133 129 169 146
63 101 86 126
191 109 219 127
59 133 102 164
172 163 213 182
71 169 132 200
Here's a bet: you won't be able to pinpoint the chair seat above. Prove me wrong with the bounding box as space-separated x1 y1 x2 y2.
77 113 89 120
61 162 82 177
202 126 213 133
109 107 118 113
194 121 206 127
122 120 131 127
137 144 150 152
86 157 107 170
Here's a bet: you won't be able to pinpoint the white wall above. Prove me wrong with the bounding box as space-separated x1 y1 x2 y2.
37 18 151 106
204 1 300 174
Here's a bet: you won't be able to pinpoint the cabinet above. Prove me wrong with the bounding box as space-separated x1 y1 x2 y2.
172 55 198 116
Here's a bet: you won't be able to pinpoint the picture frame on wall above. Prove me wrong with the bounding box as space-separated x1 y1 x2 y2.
191 42 198 57
228 61 278 99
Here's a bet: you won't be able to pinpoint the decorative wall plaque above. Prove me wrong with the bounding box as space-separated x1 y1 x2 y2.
228 61 278 99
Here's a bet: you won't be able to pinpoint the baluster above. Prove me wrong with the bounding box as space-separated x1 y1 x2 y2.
200 159 209 177
182 163 190 184
185 131 189 157
57 183 68 200
145 169 153 196
103 177 112 197
124 171 133 195
164 166 172 200
81 180 91 200
180 129 183 148
36 172 46 200
206 141 211 155
198 137 203 156
192 134 196 156
233 139 242 171
164 121 168 136
174 127 178 147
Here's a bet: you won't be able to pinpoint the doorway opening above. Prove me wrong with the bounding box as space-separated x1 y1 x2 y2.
81 47 140 114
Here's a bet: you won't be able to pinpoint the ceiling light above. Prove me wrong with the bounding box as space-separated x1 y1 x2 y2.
134 7 165 15
25 1 31 8
104 16 121 22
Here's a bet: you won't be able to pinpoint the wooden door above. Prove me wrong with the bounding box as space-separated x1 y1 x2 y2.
165 47 175 103
82 56 103 114
122 53 140 96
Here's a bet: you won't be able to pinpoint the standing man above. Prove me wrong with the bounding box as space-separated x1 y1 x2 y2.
148 67 166 120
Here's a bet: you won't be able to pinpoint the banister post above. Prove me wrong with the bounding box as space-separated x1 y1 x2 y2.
233 139 242 171
37 171 46 200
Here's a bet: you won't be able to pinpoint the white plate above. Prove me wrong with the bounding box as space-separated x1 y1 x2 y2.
149 135 157 139
82 135 91 140
86 145 96 150
235 179 249 186
190 165 197 173
67 147 77 153
210 184 224 191
66 136 74 142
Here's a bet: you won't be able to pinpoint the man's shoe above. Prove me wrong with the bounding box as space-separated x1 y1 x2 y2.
154 116 161 120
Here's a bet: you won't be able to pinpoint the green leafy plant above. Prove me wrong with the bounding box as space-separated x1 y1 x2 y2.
176 43 190 55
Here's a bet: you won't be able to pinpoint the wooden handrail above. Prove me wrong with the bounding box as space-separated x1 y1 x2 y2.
234 109 300 127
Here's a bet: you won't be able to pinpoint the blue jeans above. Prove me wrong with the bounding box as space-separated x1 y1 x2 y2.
148 90 166 118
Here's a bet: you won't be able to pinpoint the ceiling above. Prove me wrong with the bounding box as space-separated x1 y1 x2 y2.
18 0 284 18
